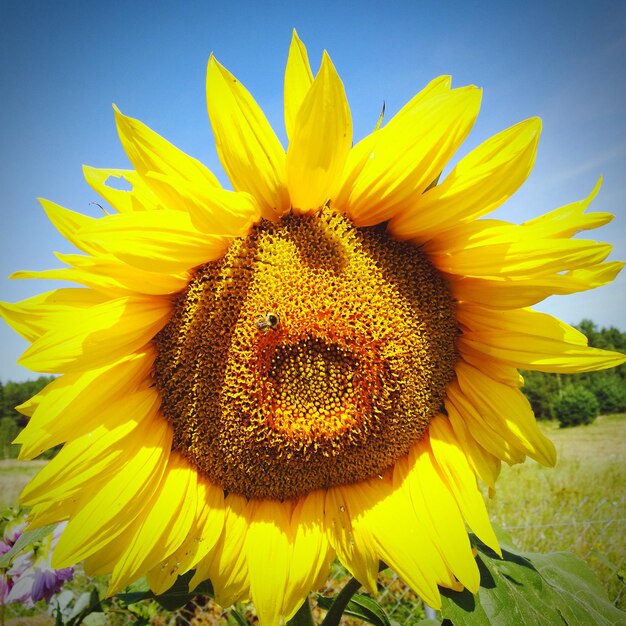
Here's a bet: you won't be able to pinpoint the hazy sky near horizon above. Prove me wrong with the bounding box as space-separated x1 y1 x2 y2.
1 0 625 382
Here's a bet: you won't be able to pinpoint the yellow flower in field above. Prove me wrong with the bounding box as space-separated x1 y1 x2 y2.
2 31 625 625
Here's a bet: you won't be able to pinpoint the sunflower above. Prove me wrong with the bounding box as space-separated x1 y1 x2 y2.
2 31 625 625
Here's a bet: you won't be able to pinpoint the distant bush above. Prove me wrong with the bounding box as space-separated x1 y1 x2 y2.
587 374 626 414
521 370 559 420
552 385 600 428
0 376 55 460
0 416 20 459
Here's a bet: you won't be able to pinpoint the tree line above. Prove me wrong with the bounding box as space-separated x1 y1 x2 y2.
521 320 626 426
0 376 55 459
0 320 624 459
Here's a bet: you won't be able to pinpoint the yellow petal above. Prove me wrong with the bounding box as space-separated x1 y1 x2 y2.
147 477 226 594
12 252 189 298
351 473 444 608
455 351 523 387
145 172 261 234
523 178 612 237
206 56 289 218
246 500 292 625
286 52 352 211
429 415 500 553
83 166 162 213
28 502 73 529
190 494 251 607
389 117 541 240
325 484 379 593
444 405 502 488
455 360 556 466
51 418 172 568
113 105 221 191
284 29 314 141
15 350 155 459
18 296 171 374
339 84 481 226
76 209 232 273
449 261 624 308
459 333 625 373
458 307 626 373
14 392 41 418
234 493 333 624
446 384 526 465
334 76 451 214
285 491 334 619
0 288 107 342
20 388 160 505
404 440 479 592
426 221 612 277
391 75 453 120
108 453 198 594
83 538 129 577
39 199 103 255
457 303 586 344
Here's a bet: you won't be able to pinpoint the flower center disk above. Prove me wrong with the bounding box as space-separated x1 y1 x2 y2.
153 206 458 500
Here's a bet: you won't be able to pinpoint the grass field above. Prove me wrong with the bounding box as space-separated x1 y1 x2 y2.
483 413 626 607
0 459 47 509
1 414 625 620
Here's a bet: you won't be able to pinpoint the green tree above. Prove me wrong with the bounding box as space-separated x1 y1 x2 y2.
552 385 600 428
520 370 560 420
0 416 20 459
576 319 625 379
586 374 626 413
0 376 54 422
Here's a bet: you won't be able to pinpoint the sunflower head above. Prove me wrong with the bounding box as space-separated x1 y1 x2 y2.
153 205 459 501
2 29 624 626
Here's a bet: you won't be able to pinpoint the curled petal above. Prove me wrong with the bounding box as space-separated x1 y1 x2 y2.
83 166 162 213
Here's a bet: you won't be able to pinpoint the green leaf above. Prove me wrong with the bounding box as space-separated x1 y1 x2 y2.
65 589 103 626
287 599 315 626
0 523 56 568
117 570 214 611
440 534 626 626
524 551 626 625
317 593 391 626
116 589 154 606
55 604 65 626
229 607 250 626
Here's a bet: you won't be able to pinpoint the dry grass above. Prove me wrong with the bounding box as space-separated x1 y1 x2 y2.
0 459 47 509
484 414 626 607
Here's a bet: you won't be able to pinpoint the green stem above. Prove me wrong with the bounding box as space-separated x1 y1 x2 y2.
287 597 315 626
320 576 362 626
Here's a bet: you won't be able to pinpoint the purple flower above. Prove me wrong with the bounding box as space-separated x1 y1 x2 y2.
2 517 27 547
7 559 74 605
2 516 73 606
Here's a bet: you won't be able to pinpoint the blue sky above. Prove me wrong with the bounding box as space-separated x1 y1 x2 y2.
1 0 625 382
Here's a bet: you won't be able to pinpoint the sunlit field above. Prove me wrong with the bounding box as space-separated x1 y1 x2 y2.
484 413 626 608
0 458 46 509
